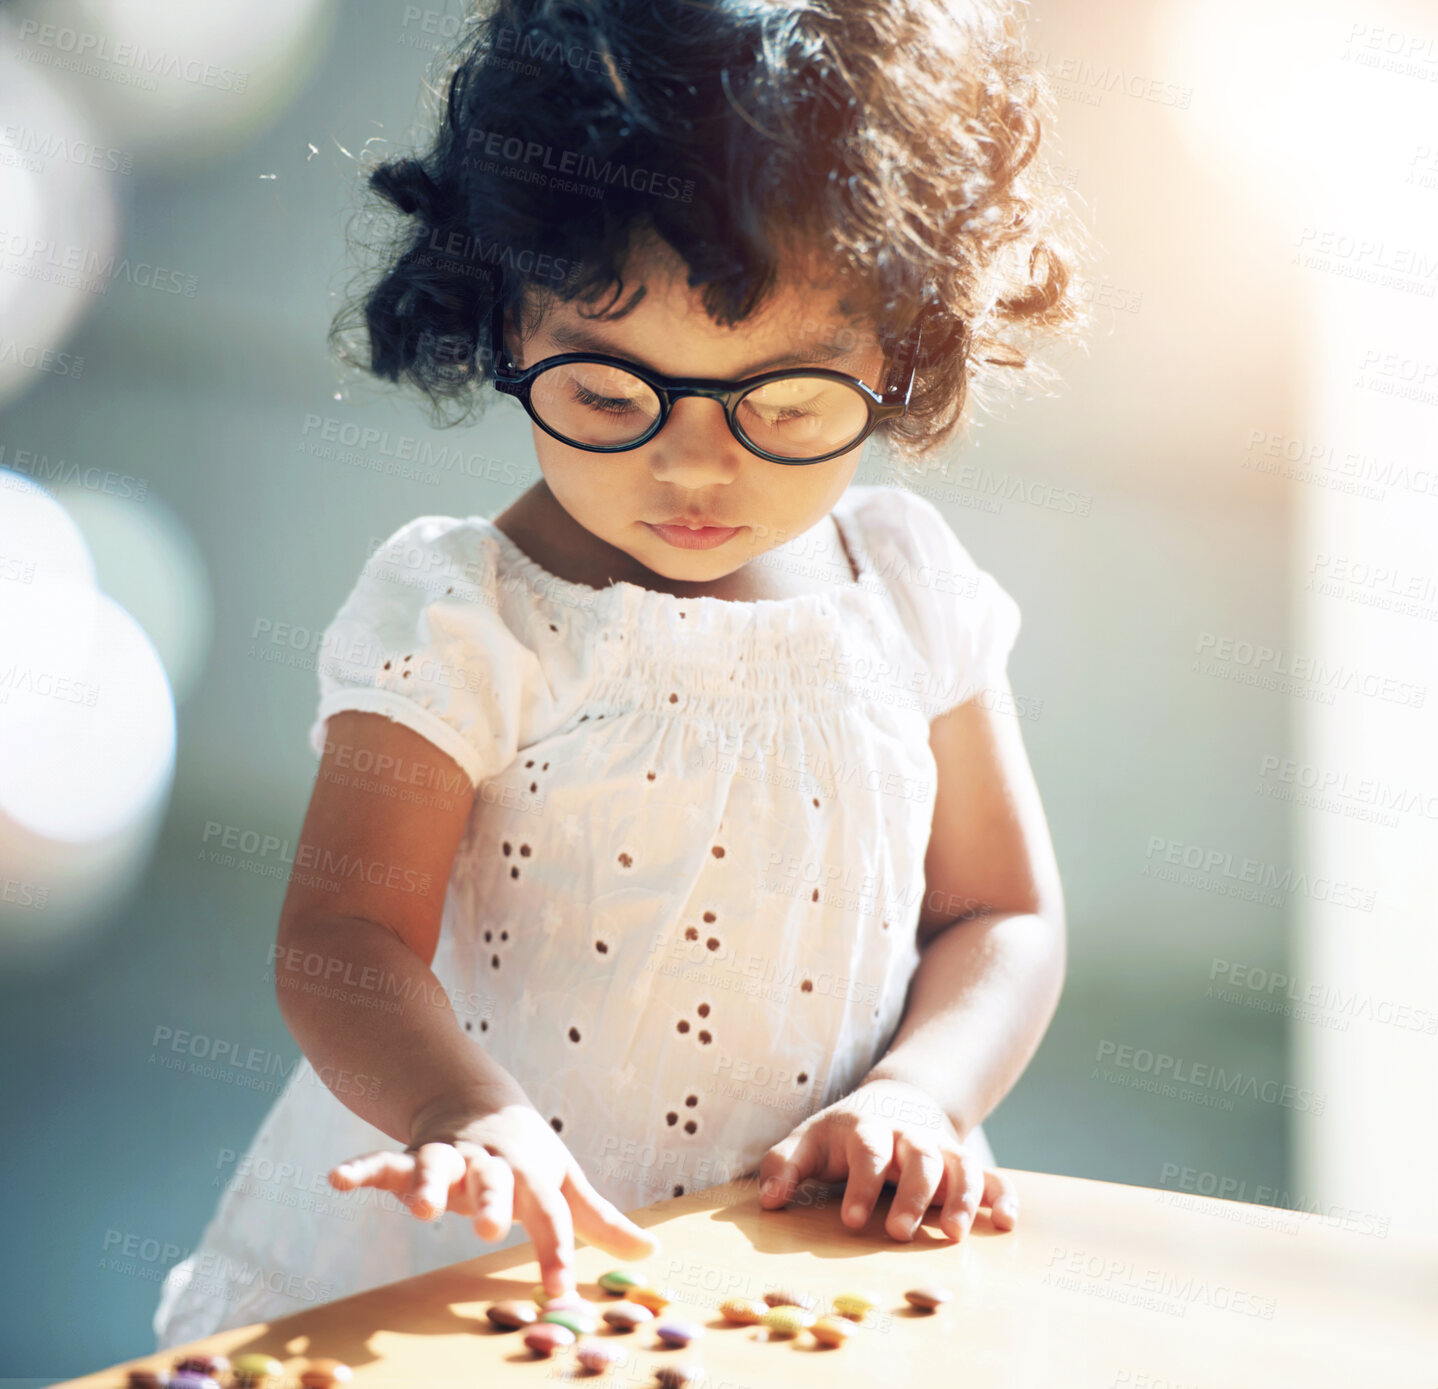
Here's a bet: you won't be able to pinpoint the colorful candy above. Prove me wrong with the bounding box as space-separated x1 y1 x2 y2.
831 1290 879 1321
759 1305 814 1337
810 1315 853 1347
542 1293 598 1314
654 1364 705 1388
903 1284 953 1311
624 1284 672 1313
172 1357 227 1379
762 1288 819 1311
598 1267 650 1295
522 1323 575 1357
654 1319 703 1348
230 1356 283 1386
541 1309 599 1336
486 1300 539 1329
298 1359 352 1389
132 1272 960 1389
575 1338 627 1373
164 1376 216 1389
231 1357 281 1389
602 1302 654 1331
718 1296 767 1325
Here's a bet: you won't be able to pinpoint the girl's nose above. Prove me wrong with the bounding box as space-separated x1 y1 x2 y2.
645 397 745 484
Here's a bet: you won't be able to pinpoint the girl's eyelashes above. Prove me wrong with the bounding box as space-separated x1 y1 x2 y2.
571 383 638 415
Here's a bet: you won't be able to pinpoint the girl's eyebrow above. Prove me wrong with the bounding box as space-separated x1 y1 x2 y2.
544 321 857 376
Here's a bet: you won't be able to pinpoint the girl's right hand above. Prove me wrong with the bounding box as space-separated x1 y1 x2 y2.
329 1100 661 1298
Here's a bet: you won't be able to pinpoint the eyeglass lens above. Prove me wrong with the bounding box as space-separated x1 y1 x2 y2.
528 361 872 459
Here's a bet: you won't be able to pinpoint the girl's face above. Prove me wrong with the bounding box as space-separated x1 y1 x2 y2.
506 236 887 590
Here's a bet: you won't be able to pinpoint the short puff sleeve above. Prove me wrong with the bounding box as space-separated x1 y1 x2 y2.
866 487 1022 721
306 517 537 788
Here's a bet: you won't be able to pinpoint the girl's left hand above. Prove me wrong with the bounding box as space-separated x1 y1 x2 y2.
756 1078 1018 1242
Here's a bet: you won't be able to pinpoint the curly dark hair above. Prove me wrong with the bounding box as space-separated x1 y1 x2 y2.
328 0 1093 472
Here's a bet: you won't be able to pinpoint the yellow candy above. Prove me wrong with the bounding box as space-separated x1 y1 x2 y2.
760 1306 815 1338
810 1316 853 1347
231 1356 283 1382
531 1283 549 1307
718 1296 767 1325
624 1284 672 1313
832 1290 879 1321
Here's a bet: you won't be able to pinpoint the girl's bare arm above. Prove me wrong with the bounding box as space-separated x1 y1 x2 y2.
862 674 1068 1137
273 710 527 1140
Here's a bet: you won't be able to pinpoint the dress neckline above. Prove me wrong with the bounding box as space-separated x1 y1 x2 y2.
475 488 877 613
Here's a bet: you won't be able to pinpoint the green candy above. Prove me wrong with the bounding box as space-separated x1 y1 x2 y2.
598 1267 650 1295
541 1310 598 1336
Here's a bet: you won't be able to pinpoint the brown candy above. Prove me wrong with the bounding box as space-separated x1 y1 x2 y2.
761 1288 818 1311
486 1299 539 1330
298 1359 352 1389
654 1364 705 1388
602 1302 655 1331
128 1371 165 1389
903 1284 953 1312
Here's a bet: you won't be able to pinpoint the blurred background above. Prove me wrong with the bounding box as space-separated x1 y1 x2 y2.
1 0 1434 1379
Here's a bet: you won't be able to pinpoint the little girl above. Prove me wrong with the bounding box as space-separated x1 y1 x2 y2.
156 0 1084 1347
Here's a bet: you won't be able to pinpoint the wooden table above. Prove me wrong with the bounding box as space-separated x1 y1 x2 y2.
55 1170 1436 1388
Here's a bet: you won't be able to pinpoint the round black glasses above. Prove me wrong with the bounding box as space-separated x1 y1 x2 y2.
488 302 923 465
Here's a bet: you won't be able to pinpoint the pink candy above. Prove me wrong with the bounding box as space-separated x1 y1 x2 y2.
522 1323 575 1356
542 1294 598 1315
574 1339 626 1372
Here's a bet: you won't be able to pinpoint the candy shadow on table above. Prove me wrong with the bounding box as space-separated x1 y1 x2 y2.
200 1278 542 1377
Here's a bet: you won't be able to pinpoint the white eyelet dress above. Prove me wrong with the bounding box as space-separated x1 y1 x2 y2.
153 483 1021 1347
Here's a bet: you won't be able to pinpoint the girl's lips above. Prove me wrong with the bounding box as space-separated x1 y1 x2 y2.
646 522 741 551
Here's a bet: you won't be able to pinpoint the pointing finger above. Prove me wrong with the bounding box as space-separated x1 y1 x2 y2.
515 1176 578 1300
